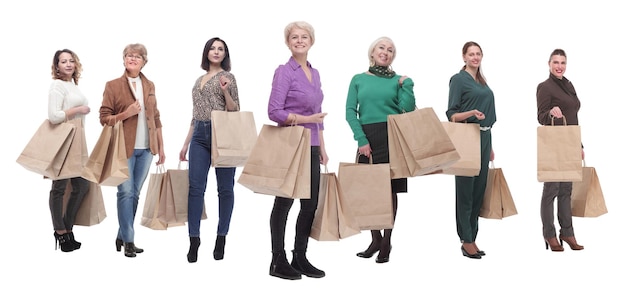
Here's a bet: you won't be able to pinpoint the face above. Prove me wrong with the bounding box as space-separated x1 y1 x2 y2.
463 45 483 70
371 40 394 66
124 50 145 75
549 55 567 79
287 28 312 55
57 52 75 80
207 40 226 65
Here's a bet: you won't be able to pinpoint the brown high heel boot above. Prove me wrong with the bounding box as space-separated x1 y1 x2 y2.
560 235 584 250
544 237 564 251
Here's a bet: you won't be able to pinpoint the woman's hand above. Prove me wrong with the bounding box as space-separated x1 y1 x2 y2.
550 106 563 118
490 149 495 161
305 112 327 124
399 75 408 86
472 109 485 120
358 144 372 158
126 100 141 117
219 76 230 91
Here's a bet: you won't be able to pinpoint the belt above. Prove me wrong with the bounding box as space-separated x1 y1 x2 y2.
479 126 491 131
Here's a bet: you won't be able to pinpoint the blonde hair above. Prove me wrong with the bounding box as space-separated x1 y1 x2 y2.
284 21 315 46
123 43 148 64
368 36 396 65
51 49 82 84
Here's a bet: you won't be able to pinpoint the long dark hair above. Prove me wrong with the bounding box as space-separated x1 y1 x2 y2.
461 41 486 85
201 37 231 72
51 49 82 84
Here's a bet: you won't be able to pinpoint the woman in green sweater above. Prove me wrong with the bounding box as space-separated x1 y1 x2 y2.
345 36 415 264
446 41 496 259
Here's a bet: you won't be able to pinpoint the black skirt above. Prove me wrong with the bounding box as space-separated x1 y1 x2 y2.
356 122 407 193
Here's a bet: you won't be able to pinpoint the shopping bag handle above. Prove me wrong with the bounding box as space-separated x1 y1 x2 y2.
354 152 374 164
155 164 165 173
178 160 189 170
549 115 567 126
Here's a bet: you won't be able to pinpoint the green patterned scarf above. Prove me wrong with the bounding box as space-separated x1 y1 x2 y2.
368 65 396 78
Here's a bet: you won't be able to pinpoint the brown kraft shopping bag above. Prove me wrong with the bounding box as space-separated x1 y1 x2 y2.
64 180 107 226
54 118 88 180
81 124 113 184
99 121 129 186
571 161 607 217
388 107 460 178
537 116 582 182
440 122 481 176
211 111 258 167
338 155 394 230
480 162 518 219
310 168 340 241
238 124 311 199
17 119 76 178
141 165 168 230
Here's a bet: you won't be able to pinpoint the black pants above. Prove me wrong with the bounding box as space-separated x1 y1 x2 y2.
270 146 320 253
49 177 89 231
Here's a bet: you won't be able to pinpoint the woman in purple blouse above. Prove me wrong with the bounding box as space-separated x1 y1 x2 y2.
267 21 328 280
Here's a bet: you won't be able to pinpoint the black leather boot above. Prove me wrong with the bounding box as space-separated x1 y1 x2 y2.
67 232 81 250
291 250 325 278
53 232 74 252
213 235 225 260
187 237 201 263
123 242 138 258
269 251 301 280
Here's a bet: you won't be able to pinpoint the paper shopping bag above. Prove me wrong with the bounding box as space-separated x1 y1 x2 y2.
211 111 258 167
141 165 168 230
64 180 107 226
338 156 394 230
388 108 460 178
99 121 129 186
166 162 192 223
571 163 607 217
54 118 88 180
82 121 129 186
537 117 582 182
480 162 518 219
17 119 76 178
440 122 481 176
238 124 311 199
311 170 340 241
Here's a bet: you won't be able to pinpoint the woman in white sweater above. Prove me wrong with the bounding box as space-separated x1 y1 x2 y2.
47 49 91 252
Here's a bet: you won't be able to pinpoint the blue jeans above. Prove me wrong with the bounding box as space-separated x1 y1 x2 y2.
117 149 153 243
188 120 236 237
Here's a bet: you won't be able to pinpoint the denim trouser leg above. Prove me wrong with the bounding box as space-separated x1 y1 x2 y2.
215 167 236 236
117 149 153 243
188 120 211 238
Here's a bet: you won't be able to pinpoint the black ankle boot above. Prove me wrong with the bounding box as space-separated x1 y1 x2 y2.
54 232 74 252
213 235 225 260
67 232 81 250
291 250 325 278
123 242 138 258
187 237 201 263
269 251 301 280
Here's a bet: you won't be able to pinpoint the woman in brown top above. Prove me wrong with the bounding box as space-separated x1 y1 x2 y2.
536 48 584 252
100 43 166 258
179 37 239 263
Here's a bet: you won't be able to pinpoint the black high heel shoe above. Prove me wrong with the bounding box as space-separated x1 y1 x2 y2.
213 235 225 260
461 245 481 259
68 232 81 250
356 242 380 258
116 238 144 253
375 244 392 264
54 232 75 252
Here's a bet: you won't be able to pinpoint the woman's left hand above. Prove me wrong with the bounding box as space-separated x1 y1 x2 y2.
490 149 495 161
319 150 329 166
219 76 230 91
399 75 407 86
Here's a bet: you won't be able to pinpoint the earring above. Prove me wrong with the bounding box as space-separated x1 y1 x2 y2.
370 58 375 67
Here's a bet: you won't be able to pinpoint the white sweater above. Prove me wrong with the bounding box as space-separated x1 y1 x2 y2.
47 79 88 124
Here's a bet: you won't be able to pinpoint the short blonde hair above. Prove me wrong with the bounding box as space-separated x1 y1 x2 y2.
284 21 315 46
123 43 148 65
368 36 396 64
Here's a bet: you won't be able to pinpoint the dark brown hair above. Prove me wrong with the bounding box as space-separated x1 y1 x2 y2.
201 37 231 72
462 41 486 85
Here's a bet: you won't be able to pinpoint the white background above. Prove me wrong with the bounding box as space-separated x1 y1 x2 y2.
2 0 623 289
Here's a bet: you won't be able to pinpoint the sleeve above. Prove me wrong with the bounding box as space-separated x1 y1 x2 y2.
398 77 415 112
99 81 117 126
267 66 290 124
48 81 67 124
536 82 552 125
228 73 240 111
149 81 162 129
345 75 368 146
446 74 463 121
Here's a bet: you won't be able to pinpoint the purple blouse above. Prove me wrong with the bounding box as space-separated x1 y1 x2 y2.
268 57 324 146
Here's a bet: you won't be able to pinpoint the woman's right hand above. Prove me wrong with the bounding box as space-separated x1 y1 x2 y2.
550 106 563 118
307 112 327 123
358 144 372 158
179 147 188 161
125 100 141 117
472 109 485 120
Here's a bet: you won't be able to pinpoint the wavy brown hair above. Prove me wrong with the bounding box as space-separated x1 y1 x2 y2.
51 49 82 84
